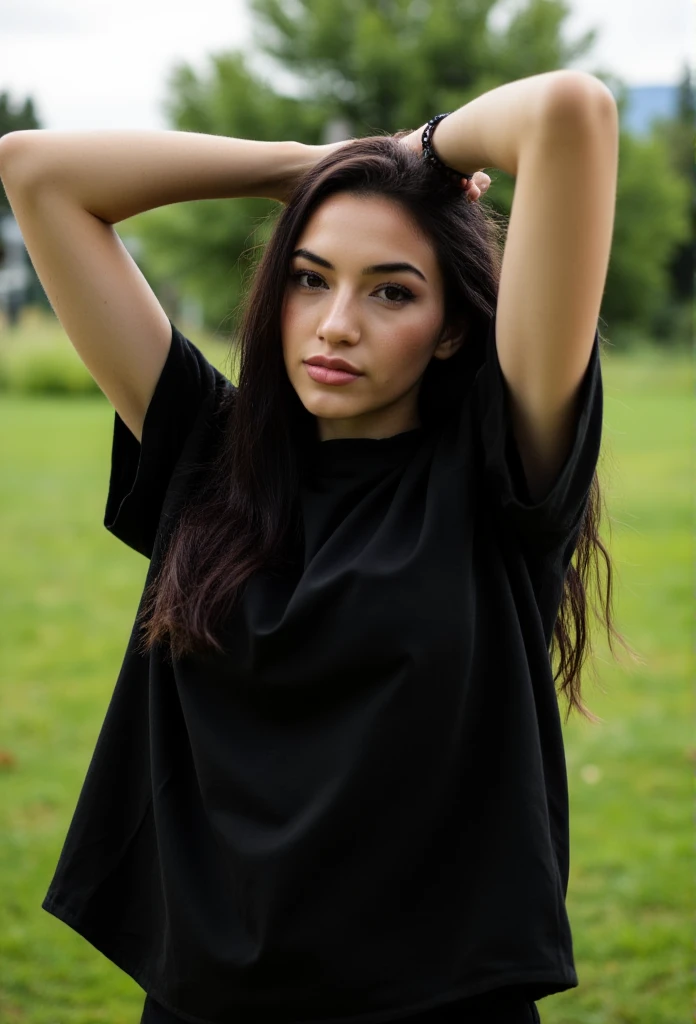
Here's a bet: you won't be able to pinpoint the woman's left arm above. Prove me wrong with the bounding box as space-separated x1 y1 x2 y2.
404 70 619 504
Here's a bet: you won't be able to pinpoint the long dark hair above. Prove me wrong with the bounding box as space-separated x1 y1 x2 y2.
137 132 642 723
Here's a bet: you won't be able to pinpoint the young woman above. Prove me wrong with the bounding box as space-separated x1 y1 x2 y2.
0 69 627 1024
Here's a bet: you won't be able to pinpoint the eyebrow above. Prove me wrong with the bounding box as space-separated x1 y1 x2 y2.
290 248 427 283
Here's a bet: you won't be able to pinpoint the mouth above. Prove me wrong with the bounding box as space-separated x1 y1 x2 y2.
304 362 363 386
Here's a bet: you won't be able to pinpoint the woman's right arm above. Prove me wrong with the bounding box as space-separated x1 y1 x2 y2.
0 131 311 443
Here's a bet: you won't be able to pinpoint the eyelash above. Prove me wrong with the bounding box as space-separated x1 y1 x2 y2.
290 269 415 306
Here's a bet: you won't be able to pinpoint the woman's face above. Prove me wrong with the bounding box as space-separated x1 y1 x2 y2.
281 193 463 441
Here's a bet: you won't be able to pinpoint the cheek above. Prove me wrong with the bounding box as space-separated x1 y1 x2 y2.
280 297 300 358
379 318 439 375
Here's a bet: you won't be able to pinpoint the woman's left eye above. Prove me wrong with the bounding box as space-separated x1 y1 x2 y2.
290 269 414 305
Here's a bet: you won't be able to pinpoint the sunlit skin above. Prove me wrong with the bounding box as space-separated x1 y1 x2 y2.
281 193 465 441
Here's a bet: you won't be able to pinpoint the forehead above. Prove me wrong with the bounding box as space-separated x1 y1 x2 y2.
295 193 437 270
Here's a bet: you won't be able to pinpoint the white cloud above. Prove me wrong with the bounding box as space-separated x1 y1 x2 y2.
561 0 693 84
0 0 252 130
0 0 93 35
0 0 690 132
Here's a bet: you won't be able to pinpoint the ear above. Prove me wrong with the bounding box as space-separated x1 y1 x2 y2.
431 321 467 362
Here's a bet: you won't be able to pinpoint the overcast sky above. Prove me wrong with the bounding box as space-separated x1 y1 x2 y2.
0 0 692 132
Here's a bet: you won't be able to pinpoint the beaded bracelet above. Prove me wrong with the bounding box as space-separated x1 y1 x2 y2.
421 113 475 186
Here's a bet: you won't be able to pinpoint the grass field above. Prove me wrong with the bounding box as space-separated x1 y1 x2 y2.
0 320 692 1024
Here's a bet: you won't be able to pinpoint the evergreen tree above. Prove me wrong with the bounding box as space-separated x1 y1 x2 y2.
0 91 42 215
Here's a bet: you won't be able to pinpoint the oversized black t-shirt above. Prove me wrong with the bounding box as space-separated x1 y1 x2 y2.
42 312 603 1024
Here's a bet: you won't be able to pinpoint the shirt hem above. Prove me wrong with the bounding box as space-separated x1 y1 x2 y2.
42 891 578 1024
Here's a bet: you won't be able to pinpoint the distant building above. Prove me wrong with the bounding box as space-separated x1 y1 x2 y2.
0 213 30 325
0 211 204 330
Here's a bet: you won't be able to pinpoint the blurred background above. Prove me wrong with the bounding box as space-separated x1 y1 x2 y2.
0 1 693 1022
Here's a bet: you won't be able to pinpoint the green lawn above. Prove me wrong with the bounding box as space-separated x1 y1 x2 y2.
0 330 692 1024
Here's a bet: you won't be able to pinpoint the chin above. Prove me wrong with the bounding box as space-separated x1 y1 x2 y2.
302 397 357 417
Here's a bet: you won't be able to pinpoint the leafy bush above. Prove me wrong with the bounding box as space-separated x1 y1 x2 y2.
0 334 102 395
0 310 238 395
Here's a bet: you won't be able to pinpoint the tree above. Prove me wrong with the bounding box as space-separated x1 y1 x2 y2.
0 91 42 216
119 51 328 333
651 62 694 308
246 0 602 132
0 91 41 138
601 125 690 337
125 0 689 345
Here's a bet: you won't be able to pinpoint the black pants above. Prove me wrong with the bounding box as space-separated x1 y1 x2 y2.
140 993 542 1024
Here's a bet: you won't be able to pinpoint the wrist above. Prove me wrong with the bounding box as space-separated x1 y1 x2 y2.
421 114 479 183
271 139 359 204
424 72 570 178
261 141 312 202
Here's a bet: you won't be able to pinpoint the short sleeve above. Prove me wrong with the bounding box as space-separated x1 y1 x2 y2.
472 312 603 551
103 319 234 559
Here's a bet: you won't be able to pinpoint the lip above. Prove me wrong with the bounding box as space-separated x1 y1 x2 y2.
304 362 363 386
304 356 363 374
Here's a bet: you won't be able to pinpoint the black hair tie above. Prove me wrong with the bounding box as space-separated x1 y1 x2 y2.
421 113 475 186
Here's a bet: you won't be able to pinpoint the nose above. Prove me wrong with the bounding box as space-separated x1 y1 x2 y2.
317 289 361 344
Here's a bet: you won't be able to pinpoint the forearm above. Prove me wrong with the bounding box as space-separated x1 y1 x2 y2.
423 69 608 178
0 129 309 223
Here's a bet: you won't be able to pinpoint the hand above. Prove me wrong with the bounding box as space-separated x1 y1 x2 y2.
461 171 491 202
396 125 491 202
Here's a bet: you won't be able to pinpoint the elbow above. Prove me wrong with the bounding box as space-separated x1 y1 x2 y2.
541 71 618 123
539 72 619 147
0 130 45 187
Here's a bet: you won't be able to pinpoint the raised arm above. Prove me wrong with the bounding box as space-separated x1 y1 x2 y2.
403 70 618 504
0 131 312 442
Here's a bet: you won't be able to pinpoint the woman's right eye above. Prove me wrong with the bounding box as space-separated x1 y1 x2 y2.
291 270 324 289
